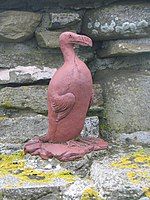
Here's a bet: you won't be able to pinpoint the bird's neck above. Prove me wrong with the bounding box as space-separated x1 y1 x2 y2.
60 42 78 65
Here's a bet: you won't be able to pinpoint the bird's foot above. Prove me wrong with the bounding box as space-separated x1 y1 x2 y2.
39 134 51 143
24 136 108 161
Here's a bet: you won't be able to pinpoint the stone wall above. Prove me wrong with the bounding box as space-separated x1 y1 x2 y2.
0 0 149 140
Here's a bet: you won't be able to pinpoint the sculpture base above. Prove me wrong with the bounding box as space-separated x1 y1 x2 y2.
24 137 108 161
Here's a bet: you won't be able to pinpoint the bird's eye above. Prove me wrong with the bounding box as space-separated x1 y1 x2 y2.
69 34 72 37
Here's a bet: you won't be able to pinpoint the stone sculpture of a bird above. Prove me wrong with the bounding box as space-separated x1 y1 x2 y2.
24 32 108 161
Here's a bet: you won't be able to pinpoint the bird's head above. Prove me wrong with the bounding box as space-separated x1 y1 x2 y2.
59 32 92 47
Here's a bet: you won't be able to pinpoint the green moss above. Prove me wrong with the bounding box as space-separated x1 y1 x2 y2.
1 101 13 109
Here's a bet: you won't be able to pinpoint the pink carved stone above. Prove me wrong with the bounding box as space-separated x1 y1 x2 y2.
24 32 108 161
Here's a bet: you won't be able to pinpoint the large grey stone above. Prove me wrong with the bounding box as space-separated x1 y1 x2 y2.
119 131 150 146
99 38 150 58
95 70 150 133
0 86 48 114
89 53 150 75
0 84 103 115
0 143 101 200
0 40 63 69
49 12 81 29
36 31 61 48
0 11 41 42
0 40 93 69
0 66 57 85
0 115 99 143
90 146 150 200
82 3 150 40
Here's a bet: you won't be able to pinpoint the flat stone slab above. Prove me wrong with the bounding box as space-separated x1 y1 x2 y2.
119 131 150 146
0 11 41 42
0 41 93 69
0 84 103 115
95 70 150 132
0 143 104 200
82 3 150 40
90 146 150 200
99 38 150 58
89 53 150 75
0 115 99 143
0 41 63 69
0 66 57 85
49 12 81 29
0 143 149 199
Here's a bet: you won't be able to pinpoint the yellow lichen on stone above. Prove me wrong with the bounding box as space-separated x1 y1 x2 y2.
111 150 150 169
1 101 13 109
81 188 103 200
0 151 76 186
111 149 150 193
143 187 150 198
0 116 8 121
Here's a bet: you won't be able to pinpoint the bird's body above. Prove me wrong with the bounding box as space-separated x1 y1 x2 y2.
24 32 108 161
47 57 93 142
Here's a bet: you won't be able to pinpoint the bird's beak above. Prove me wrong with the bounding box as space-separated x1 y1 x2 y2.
72 35 93 47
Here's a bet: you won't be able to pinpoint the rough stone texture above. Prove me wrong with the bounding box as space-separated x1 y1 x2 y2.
82 3 150 40
99 38 150 58
0 41 93 69
49 12 81 29
0 11 41 42
0 66 57 85
90 146 150 200
0 84 102 115
36 31 61 48
95 70 150 133
89 53 150 75
0 143 102 200
0 114 99 143
119 131 150 146
0 40 63 69
0 115 47 143
81 116 99 138
0 86 48 114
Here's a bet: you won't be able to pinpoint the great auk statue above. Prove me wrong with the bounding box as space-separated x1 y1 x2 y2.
24 32 108 161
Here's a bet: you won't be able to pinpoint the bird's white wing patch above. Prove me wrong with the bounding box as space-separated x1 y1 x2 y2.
51 92 75 122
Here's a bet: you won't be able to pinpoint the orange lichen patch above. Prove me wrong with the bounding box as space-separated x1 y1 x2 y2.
0 151 76 186
81 188 103 200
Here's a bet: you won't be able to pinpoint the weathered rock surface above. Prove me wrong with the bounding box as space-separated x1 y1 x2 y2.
82 3 150 40
89 53 150 74
0 66 57 85
0 40 63 69
0 41 93 69
0 144 101 200
99 38 150 58
0 84 103 115
36 31 61 48
95 70 150 133
0 86 48 114
91 146 150 200
49 12 81 29
119 131 150 146
0 11 41 42
0 115 99 143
